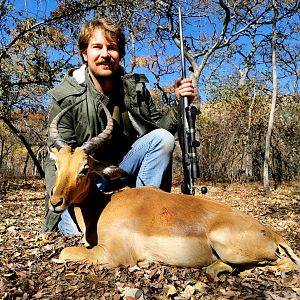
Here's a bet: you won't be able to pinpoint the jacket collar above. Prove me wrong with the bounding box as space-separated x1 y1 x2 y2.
48 64 148 102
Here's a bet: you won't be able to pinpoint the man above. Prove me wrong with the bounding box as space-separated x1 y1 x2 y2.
42 18 195 235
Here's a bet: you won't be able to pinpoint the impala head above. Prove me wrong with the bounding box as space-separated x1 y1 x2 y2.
49 146 98 212
48 100 125 213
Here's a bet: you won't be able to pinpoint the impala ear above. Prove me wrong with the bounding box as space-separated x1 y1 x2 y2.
48 147 59 161
88 156 128 180
102 166 128 180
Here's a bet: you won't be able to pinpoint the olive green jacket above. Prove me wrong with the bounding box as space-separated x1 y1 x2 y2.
42 65 179 232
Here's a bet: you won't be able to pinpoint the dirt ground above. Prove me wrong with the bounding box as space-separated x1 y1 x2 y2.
0 179 299 299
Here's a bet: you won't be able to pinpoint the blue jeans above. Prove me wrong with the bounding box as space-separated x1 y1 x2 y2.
58 128 175 236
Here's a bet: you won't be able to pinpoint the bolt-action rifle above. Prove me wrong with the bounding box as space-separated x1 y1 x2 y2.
177 7 206 195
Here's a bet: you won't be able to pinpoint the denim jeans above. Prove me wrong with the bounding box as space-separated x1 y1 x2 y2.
58 208 81 237
58 128 175 236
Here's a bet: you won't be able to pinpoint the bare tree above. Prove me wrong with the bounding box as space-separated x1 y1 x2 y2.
263 0 278 194
0 115 44 178
1 0 299 182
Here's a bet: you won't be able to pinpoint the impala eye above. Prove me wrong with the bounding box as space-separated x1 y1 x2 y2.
79 165 89 176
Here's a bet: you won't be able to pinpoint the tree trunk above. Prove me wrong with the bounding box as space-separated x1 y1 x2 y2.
263 0 278 194
244 87 256 179
23 153 30 181
0 116 45 178
0 139 4 167
129 30 136 73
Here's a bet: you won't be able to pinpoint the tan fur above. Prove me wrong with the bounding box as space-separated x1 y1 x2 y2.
64 187 299 269
50 147 300 274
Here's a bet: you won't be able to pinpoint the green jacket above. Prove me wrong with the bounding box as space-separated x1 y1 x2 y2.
42 65 179 232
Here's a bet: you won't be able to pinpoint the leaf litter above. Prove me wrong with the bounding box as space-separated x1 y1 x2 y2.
0 179 299 299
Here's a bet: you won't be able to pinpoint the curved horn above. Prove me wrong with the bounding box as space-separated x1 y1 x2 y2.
49 98 113 153
80 103 113 154
49 99 85 150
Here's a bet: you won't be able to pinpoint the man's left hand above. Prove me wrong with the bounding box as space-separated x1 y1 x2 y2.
175 78 196 105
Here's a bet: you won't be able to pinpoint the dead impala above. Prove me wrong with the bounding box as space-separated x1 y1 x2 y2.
48 101 300 277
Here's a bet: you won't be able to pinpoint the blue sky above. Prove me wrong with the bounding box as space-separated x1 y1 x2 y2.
14 0 189 91
13 0 300 103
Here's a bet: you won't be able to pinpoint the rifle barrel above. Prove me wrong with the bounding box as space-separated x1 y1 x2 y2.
178 7 186 80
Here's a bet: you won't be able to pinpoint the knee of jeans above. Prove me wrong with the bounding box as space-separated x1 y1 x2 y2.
154 128 175 154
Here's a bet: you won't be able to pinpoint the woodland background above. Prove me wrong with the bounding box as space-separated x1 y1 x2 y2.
0 0 299 192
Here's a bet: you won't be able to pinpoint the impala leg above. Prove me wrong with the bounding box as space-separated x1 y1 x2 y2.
204 259 233 279
59 245 112 266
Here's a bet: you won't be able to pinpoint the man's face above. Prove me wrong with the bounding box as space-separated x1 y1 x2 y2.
83 28 120 78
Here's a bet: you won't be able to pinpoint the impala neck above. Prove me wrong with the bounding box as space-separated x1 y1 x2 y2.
74 179 111 247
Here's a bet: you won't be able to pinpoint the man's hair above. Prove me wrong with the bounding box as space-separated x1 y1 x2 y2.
78 18 125 61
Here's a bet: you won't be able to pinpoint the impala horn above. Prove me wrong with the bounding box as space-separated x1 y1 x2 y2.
49 99 113 154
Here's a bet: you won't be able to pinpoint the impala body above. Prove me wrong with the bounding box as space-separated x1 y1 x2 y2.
48 101 300 277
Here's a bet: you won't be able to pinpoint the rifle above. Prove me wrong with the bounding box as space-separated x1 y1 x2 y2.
177 7 206 195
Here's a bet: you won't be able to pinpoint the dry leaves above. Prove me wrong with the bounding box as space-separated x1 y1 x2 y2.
0 179 299 299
